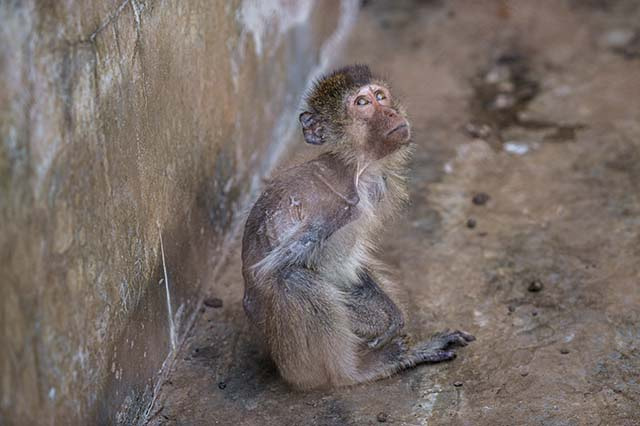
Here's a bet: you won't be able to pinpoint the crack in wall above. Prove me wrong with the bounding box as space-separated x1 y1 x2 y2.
86 0 133 43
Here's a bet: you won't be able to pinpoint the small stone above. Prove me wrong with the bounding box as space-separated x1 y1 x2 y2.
472 192 490 206
508 305 516 313
560 348 570 355
485 65 510 84
493 93 515 109
218 381 227 390
204 297 223 308
520 371 529 377
504 142 530 155
602 28 635 48
532 310 538 317
411 38 424 49
376 412 388 423
527 279 544 292
497 80 515 93
453 381 463 387
463 122 492 139
466 218 477 229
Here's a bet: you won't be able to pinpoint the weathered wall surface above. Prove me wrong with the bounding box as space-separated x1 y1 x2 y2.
0 0 356 424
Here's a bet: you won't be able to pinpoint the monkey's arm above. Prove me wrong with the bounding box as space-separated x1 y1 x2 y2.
250 186 358 280
251 222 324 279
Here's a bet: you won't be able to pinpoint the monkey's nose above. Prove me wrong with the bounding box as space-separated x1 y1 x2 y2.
382 108 397 118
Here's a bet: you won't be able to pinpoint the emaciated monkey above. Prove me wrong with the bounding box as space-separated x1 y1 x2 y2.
242 65 474 389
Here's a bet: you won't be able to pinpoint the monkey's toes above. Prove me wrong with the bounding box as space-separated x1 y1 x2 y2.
452 330 476 343
435 330 476 348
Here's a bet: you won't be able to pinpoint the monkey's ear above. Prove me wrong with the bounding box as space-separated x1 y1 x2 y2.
299 112 326 145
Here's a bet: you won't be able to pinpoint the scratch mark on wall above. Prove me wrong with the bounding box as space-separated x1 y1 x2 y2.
158 225 176 351
88 0 131 43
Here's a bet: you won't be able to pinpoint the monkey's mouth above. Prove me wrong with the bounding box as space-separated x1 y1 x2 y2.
386 124 408 137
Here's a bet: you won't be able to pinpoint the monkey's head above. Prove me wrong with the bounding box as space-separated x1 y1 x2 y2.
299 64 411 161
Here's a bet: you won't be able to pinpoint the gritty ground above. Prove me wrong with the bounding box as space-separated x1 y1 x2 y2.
146 2 640 425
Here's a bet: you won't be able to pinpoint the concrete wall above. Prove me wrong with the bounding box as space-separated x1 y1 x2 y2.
0 0 356 424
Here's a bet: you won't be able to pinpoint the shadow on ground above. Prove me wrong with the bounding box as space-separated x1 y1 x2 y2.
146 1 640 425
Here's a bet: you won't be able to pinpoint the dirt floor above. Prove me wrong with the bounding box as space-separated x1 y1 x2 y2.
145 1 640 425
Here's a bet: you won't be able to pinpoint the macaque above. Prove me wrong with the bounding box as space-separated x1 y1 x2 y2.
241 65 474 389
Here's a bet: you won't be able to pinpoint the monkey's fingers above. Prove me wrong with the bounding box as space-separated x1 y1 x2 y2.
367 321 404 349
367 337 382 349
367 333 393 350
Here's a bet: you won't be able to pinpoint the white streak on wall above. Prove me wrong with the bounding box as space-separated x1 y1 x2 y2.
238 0 314 56
158 226 176 351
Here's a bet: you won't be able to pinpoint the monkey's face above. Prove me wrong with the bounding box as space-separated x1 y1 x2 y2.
346 84 411 160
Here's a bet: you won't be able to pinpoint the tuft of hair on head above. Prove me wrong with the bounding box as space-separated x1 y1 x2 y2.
298 65 376 147
305 64 374 121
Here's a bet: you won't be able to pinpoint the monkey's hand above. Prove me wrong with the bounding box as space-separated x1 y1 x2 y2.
367 315 405 349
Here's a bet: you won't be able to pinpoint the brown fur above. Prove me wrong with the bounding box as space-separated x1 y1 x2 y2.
241 65 474 389
306 64 374 122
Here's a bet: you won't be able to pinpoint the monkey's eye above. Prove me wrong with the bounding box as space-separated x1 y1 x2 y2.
375 91 386 101
355 96 369 106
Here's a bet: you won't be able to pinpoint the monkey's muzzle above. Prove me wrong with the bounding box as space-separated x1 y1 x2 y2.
387 123 408 136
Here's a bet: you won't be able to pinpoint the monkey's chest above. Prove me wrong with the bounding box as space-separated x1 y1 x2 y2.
318 177 387 280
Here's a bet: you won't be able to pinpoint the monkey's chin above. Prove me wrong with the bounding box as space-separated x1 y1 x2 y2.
377 138 412 160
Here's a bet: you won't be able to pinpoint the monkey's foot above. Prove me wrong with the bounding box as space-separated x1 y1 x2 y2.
414 330 475 364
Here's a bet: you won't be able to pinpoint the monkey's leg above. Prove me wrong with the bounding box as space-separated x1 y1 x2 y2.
355 330 475 384
346 271 404 349
266 267 362 389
